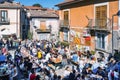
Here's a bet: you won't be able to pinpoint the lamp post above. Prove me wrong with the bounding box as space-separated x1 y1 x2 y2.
112 10 120 54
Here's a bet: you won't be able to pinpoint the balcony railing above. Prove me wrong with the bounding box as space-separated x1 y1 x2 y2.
0 18 10 24
35 29 51 33
87 19 111 31
59 20 70 28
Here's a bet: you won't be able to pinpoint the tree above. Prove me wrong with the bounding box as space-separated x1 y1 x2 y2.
32 3 42 8
27 30 33 39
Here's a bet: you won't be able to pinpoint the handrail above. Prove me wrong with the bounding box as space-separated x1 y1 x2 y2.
0 18 10 23
87 18 111 31
59 20 70 28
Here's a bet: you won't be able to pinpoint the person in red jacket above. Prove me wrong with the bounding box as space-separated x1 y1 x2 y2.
1 46 7 55
30 69 36 80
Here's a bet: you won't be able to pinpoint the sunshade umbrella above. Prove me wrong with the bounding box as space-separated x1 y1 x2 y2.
0 55 6 62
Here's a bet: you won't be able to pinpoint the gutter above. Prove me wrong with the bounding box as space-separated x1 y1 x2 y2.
55 0 83 7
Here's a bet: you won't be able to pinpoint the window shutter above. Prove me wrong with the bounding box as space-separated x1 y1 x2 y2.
96 5 107 28
40 21 46 30
64 11 69 26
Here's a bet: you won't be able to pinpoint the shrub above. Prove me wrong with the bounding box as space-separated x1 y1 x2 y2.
60 41 69 47
91 50 96 55
28 30 33 39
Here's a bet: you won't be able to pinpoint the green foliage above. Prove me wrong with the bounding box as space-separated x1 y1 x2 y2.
91 50 96 55
60 41 69 47
56 41 61 46
28 30 33 39
32 3 42 8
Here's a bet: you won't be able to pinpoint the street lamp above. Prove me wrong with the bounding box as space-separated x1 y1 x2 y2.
112 10 120 54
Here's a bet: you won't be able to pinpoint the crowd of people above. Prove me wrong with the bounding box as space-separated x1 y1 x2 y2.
0 38 120 80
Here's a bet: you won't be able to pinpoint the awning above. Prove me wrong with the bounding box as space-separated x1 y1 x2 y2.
85 36 91 40
0 28 15 35
85 36 91 46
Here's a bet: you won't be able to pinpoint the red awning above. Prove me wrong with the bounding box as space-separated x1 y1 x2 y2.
85 36 91 46
85 36 91 41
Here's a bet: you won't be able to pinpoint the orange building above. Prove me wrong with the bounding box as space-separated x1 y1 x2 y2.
56 0 120 52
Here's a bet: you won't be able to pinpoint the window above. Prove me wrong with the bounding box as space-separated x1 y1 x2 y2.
1 10 8 22
63 31 68 41
63 11 69 26
64 11 69 20
40 21 46 30
95 5 107 28
96 33 105 49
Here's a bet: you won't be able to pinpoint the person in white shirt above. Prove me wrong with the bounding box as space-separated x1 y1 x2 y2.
45 53 51 61
63 67 71 79
114 69 119 80
19 62 24 71
12 64 18 80
37 41 41 48
79 60 84 73
108 70 112 80
28 71 32 80
32 46 37 56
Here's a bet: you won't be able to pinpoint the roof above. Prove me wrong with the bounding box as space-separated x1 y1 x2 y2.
24 6 42 10
28 10 59 18
56 0 84 6
0 1 23 8
56 0 117 7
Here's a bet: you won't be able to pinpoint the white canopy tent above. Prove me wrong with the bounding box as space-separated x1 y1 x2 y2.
0 28 15 38
0 28 15 35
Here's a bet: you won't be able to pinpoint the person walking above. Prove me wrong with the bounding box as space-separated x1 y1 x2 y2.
12 64 18 80
30 69 36 80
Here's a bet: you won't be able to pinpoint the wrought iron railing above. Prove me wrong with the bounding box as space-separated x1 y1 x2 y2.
87 18 111 31
0 18 10 24
59 20 70 28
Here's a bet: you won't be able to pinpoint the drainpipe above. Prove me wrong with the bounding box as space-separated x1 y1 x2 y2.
118 0 120 30
119 0 120 50
16 8 18 38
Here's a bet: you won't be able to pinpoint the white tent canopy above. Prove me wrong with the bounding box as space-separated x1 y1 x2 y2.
0 28 15 35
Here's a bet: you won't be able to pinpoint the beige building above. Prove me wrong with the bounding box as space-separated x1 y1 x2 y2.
0 1 28 39
26 6 59 41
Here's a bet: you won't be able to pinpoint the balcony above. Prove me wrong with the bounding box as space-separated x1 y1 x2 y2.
0 18 10 24
87 19 111 32
35 29 51 33
59 20 70 31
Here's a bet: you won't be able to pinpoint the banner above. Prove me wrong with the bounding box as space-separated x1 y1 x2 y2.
73 37 80 45
85 36 91 46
